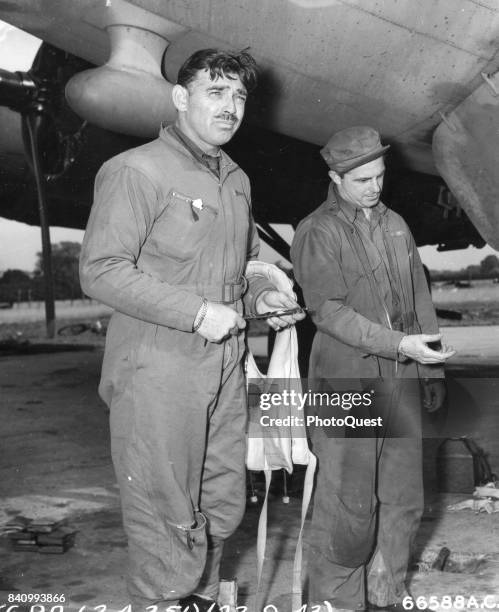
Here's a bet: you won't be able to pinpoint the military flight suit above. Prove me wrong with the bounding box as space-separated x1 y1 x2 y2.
80 125 272 607
291 185 443 610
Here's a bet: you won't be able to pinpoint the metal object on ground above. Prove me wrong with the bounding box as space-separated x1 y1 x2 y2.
431 546 451 571
5 517 77 554
437 438 475 493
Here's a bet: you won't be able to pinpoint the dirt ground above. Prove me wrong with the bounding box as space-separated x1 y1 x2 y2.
1 327 499 612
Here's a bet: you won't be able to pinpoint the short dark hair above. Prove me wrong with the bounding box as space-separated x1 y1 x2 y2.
177 48 258 93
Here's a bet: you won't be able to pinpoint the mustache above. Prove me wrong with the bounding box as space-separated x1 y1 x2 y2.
216 112 238 122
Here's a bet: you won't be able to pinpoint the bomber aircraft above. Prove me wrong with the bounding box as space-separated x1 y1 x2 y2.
0 0 498 262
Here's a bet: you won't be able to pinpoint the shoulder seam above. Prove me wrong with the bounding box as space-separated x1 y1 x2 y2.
98 163 159 194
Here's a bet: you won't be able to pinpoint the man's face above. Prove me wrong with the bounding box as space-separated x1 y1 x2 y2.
174 69 247 154
331 156 386 209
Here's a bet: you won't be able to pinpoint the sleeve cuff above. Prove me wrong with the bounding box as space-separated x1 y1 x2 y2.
176 293 205 332
244 276 276 314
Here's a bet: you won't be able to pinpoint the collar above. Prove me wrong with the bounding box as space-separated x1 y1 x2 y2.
171 123 220 162
326 183 387 225
159 123 236 178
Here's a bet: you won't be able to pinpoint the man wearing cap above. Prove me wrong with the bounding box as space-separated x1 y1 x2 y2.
291 126 455 612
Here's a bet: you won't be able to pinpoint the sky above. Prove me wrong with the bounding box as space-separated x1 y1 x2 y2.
0 20 498 274
256 225 499 273
0 218 498 274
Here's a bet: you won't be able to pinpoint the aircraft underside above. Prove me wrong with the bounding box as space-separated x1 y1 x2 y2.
0 0 497 254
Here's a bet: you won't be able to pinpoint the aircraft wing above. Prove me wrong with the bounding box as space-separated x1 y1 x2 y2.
0 0 498 248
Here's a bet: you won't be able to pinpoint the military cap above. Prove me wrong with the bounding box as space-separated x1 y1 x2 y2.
320 126 390 174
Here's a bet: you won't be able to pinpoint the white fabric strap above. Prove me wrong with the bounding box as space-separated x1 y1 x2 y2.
245 260 317 610
292 454 317 611
255 469 272 611
253 461 316 612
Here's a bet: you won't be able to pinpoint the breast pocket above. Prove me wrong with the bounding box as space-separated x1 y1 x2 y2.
149 190 218 261
344 239 385 286
339 246 368 287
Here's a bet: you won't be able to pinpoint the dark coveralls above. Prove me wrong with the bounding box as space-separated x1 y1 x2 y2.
80 125 272 607
290 185 443 610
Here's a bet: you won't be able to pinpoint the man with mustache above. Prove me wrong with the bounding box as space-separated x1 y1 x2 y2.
291 126 455 612
80 48 303 611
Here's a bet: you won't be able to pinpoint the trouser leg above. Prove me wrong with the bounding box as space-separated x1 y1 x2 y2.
196 536 225 600
307 432 377 610
196 336 247 599
368 437 423 606
368 379 424 606
109 342 227 608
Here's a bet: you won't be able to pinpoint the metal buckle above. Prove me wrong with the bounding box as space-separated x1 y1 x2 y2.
222 282 234 303
220 278 247 303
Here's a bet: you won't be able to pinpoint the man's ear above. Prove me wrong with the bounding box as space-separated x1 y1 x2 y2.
172 84 188 112
328 169 342 186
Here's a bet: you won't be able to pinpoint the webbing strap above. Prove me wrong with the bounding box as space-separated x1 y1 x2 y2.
254 456 317 612
255 469 272 611
292 454 317 611
173 279 247 303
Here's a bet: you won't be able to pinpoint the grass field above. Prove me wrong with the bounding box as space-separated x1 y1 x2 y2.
0 299 113 324
432 279 499 326
0 300 112 344
0 299 268 343
0 279 498 343
432 279 499 304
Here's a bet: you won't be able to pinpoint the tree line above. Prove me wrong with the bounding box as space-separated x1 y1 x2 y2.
1 243 498 305
0 242 83 304
430 254 499 282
